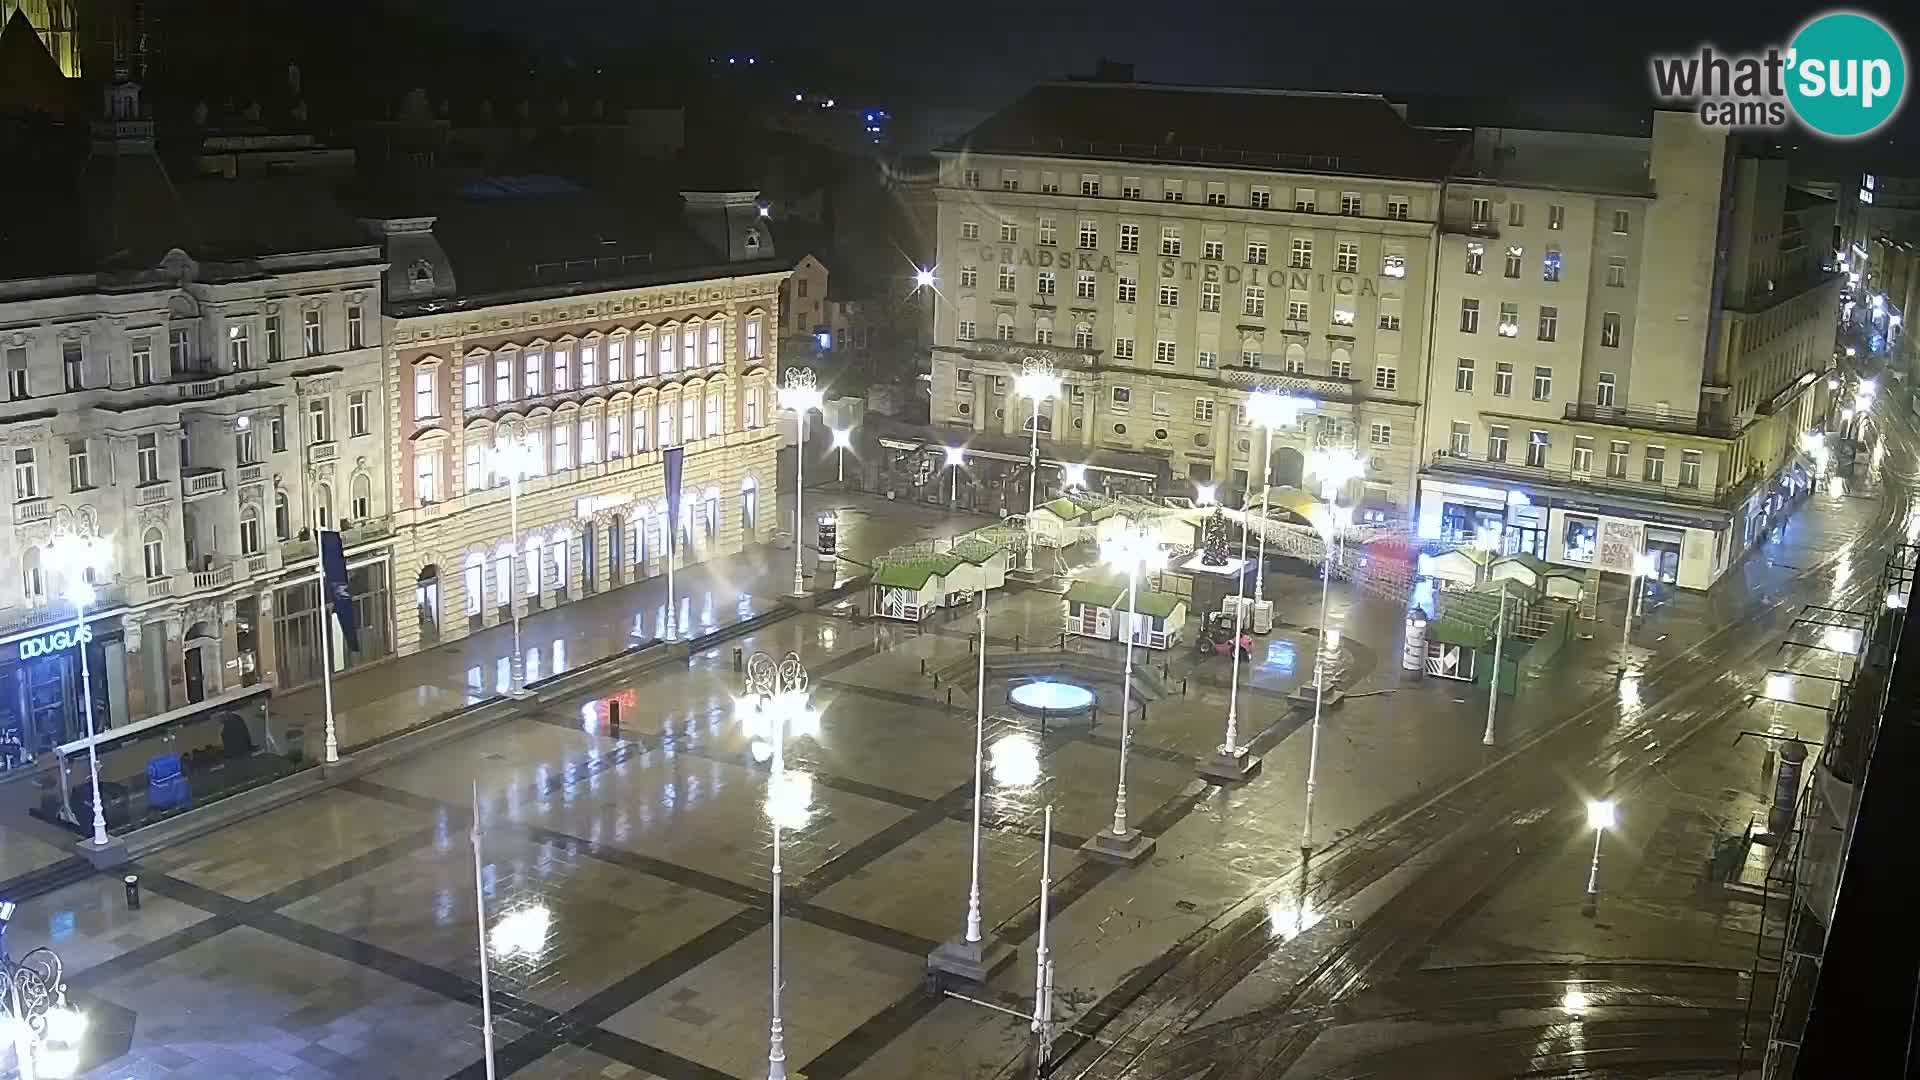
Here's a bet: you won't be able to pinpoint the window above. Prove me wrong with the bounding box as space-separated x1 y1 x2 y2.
1293 188 1316 212
132 335 154 386
274 491 291 540
999 220 1018 243
1286 299 1309 323
607 338 625 380
744 387 761 430
525 351 543 394
998 266 1016 291
1251 186 1272 209
995 319 1014 341
1075 325 1095 350
1284 351 1306 374
1465 243 1484 275
272 410 286 452
1611 209 1631 234
240 506 262 555
1206 184 1226 207
1113 337 1134 361
1240 348 1262 368
1526 429 1548 467
1508 202 1525 227
5 349 27 401
1151 391 1171 417
554 346 572 391
963 168 980 188
1110 386 1132 410
414 368 436 419
1118 276 1138 304
1201 281 1221 311
1332 303 1356 327
1336 242 1358 273
67 439 90 490
1119 223 1139 253
632 405 651 452
1119 178 1140 199
1162 182 1184 202
1563 516 1597 563
1460 299 1480 333
1378 311 1401 331
1078 220 1098 249
264 315 282 362
1538 306 1558 342
1194 398 1215 422
11 448 35 499
1080 175 1100 197
1487 425 1509 462
464 362 484 409
1289 238 1312 268
1374 366 1397 392
1572 436 1594 473
1157 284 1178 307
1532 366 1553 401
959 266 978 289
957 320 976 341
1246 242 1268 265
1498 302 1520 336
961 221 979 241
1154 340 1177 366
1038 271 1057 296
1076 272 1096 300
1382 250 1406 278
1600 312 1621 348
1606 258 1628 287
1643 445 1666 483
1543 248 1562 282
1680 450 1702 488
1160 226 1181 256
57 340 85 391
1450 421 1471 456
607 410 625 459
302 308 322 354
1041 176 1060 194
1203 239 1224 260
143 529 165 580
235 426 256 465
1035 324 1053 346
581 343 600 386
347 304 366 349
1369 422 1392 446
1493 362 1514 397
465 443 484 492
1548 204 1565 230
495 356 514 402
1607 440 1629 479
744 319 761 361
1504 246 1523 278
351 478 373 528
1330 356 1353 379
1597 371 1617 407
1341 192 1363 216
308 397 332 443
1455 357 1476 393
1471 198 1492 223
1387 196 1410 221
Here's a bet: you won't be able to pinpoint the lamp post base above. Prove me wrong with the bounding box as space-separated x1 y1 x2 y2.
1081 828 1156 866
926 936 1017 986
77 834 130 869
1581 889 1599 918
1197 747 1262 784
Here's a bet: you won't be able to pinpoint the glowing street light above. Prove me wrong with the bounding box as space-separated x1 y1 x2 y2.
1015 358 1064 571
1063 463 1088 490
1194 483 1217 507
1244 391 1314 605
0 940 86 1080
1084 527 1167 865
914 267 936 290
942 444 967 504
830 427 853 484
1581 798 1617 917
779 369 826 598
1305 445 1368 503
46 532 111 847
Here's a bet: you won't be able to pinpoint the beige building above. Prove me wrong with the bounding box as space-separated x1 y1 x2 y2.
1418 113 1840 590
923 84 1460 517
368 182 787 670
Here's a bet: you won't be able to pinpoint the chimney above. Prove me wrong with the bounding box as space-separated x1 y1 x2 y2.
680 190 773 263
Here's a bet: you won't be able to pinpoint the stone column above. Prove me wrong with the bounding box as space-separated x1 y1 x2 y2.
255 589 280 688
164 617 186 709
218 599 240 697
1080 392 1096 449
121 615 149 721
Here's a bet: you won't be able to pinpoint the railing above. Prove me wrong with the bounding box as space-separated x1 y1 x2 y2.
1563 401 1737 438
0 582 131 635
248 555 272 575
1219 367 1357 402
186 562 236 592
959 340 1100 369
237 463 265 485
279 519 396 562
308 441 338 464
1442 217 1501 238
182 469 227 498
1427 450 1737 507
135 481 174 506
177 376 229 400
143 576 173 601
12 496 51 525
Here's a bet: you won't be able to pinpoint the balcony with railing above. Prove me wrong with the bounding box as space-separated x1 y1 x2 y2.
135 480 175 506
1426 450 1747 509
1218 366 1357 403
1563 402 1738 439
949 339 1101 370
279 519 396 563
0 582 132 637
307 441 338 464
12 496 51 525
182 468 228 500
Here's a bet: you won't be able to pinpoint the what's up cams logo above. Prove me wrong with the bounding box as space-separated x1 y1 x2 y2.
1650 10 1908 138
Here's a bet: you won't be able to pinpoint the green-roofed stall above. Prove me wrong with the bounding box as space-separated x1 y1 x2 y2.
870 541 1010 622
1062 573 1188 650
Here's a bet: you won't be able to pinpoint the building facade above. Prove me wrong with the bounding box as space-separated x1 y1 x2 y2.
923 84 1457 517
0 76 390 766
1418 113 1840 590
369 186 787 676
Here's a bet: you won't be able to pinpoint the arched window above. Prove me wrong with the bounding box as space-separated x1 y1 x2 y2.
142 528 165 579
274 490 291 541
464 553 484 619
415 565 440 644
315 482 334 529
240 505 262 555
351 472 372 520
740 476 759 534
22 548 43 603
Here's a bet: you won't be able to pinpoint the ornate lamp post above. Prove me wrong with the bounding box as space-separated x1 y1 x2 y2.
1014 358 1063 572
1082 526 1166 866
489 428 541 693
830 427 853 484
0 936 86 1080
738 652 821 1080
1244 392 1314 607
778 369 825 598
1301 500 1354 854
1199 484 1259 783
45 533 111 847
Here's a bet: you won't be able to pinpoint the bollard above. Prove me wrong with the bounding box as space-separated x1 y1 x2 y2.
921 658 927 675
933 674 940 689
1015 634 1022 652
1182 676 1188 696
733 647 744 671
1059 632 1066 651
608 699 622 738
124 874 141 910
969 636 975 654
947 687 954 707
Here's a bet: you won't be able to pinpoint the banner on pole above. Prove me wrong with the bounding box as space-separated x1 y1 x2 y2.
663 446 685 553
320 530 360 652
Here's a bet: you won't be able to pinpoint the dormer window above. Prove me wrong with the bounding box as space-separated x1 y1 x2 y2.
744 228 761 253
408 259 436 293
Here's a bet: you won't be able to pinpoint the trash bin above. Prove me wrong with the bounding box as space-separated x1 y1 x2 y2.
285 727 306 764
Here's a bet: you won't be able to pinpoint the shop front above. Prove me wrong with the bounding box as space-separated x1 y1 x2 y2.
0 614 126 772
270 558 393 691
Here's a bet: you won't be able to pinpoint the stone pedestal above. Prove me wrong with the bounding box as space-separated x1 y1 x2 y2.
1197 747 1262 784
1081 827 1156 866
926 936 1017 986
76 835 130 869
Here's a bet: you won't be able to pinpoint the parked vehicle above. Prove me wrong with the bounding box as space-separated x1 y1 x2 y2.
1195 611 1253 659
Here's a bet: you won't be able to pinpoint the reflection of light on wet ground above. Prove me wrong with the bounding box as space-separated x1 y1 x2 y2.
990 732 1043 788
1618 675 1641 712
1828 475 1847 499
1561 987 1588 1015
765 768 815 829
490 903 552 959
1265 640 1297 674
1266 896 1322 941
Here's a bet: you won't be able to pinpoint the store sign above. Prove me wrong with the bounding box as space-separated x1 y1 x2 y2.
1596 519 1646 574
960 245 1383 296
19 626 92 660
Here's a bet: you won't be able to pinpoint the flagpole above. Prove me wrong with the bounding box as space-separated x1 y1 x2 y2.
297 391 340 766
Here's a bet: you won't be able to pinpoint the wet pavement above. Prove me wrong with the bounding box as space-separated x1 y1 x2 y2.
0 409 1910 1079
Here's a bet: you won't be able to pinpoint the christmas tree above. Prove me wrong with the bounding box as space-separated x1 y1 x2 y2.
1201 508 1230 566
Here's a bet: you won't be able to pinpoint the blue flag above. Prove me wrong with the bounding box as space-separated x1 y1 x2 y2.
663 446 684 553
320 530 359 653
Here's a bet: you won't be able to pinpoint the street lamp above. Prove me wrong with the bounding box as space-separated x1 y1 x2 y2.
1581 798 1617 917
1479 528 1508 748
1015 357 1063 572
942 444 966 505
489 430 541 689
0 936 85 1080
1083 527 1166 865
1195 483 1217 507
738 652 819 1080
929 594 1014 982
46 533 110 847
830 427 852 484
1244 392 1314 605
1199 474 1259 783
779 369 825 598
1063 463 1088 491
1619 551 1658 671
1301 502 1352 852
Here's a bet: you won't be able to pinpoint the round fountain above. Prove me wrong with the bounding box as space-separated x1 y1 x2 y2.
1007 679 1096 721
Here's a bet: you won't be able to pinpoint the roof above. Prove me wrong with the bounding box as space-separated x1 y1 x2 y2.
1064 575 1184 618
1037 496 1091 520
1786 186 1837 210
1428 588 1505 649
1250 485 1321 521
0 9 68 117
946 83 1466 181
871 542 1002 589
